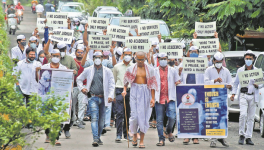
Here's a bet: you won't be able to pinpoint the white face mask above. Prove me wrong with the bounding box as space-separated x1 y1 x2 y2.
51 57 60 63
94 58 102 66
39 57 44 63
215 62 222 69
159 60 167 67
124 55 132 62
61 52 66 57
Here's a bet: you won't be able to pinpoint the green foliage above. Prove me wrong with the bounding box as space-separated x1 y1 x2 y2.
0 5 69 150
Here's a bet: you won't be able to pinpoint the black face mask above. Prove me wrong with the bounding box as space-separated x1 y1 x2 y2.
168 61 175 66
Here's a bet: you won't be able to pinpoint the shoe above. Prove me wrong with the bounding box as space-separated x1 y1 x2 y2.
77 123 85 129
105 127 111 131
156 141 165 146
73 122 78 126
101 129 107 134
64 130 71 139
98 139 103 145
124 136 132 141
246 138 254 145
238 135 245 145
92 141 99 147
115 136 122 143
218 139 229 147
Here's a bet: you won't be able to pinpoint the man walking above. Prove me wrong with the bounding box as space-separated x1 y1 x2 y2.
36 3 44 18
44 0 53 17
11 35 28 61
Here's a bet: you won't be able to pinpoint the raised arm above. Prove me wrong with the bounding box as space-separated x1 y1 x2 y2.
83 23 88 46
81 46 90 67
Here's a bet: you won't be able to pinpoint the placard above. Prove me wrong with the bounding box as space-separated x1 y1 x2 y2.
87 17 109 32
49 29 74 44
159 43 183 58
137 23 160 37
107 26 129 42
238 69 264 87
192 38 219 55
182 57 208 74
88 35 112 50
177 85 228 138
119 17 140 30
73 29 82 40
125 36 150 52
36 18 48 33
46 12 68 31
195 22 216 36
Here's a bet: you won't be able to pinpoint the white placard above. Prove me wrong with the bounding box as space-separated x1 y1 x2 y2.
46 12 68 31
107 25 129 42
195 21 216 36
125 36 150 52
49 29 74 44
137 23 160 37
159 43 183 58
238 69 264 87
192 38 219 55
88 35 112 50
119 17 140 30
87 17 109 32
36 18 49 33
182 57 208 74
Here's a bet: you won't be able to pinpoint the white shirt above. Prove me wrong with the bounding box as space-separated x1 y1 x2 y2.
13 59 42 95
36 4 44 13
204 66 232 85
71 24 84 40
41 63 67 69
11 45 29 60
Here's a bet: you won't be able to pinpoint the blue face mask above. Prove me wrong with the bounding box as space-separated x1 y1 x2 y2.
190 53 199 57
245 59 253 66
30 43 36 49
102 59 108 67
27 58 34 63
159 60 167 67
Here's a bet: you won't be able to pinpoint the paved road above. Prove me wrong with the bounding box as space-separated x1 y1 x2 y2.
8 6 264 150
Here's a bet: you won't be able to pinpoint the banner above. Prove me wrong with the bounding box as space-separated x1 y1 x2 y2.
182 57 208 74
87 17 109 32
159 43 183 58
238 69 264 87
38 68 74 124
88 35 112 50
125 36 150 52
49 29 74 44
137 23 160 37
195 21 216 36
192 38 219 55
46 12 68 31
119 17 140 30
176 85 228 138
107 25 129 42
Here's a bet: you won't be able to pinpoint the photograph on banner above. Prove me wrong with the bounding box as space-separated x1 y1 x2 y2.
195 21 216 36
192 38 219 55
137 23 160 37
238 68 264 87
87 17 109 32
38 68 74 123
176 85 228 138
46 12 68 29
119 17 140 30
125 36 150 52
182 57 208 74
107 25 129 42
36 18 46 33
49 29 74 44
88 35 112 50
159 43 183 58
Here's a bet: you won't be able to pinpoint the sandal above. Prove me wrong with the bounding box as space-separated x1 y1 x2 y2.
83 116 90 121
169 136 175 142
44 137 50 143
152 123 157 128
139 144 145 148
132 140 138 146
55 140 61 146
156 141 165 146
193 138 199 144
183 138 190 145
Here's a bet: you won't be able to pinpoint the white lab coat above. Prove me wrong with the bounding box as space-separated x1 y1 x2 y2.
11 45 28 60
204 66 232 85
77 65 115 106
154 66 180 103
153 53 158 67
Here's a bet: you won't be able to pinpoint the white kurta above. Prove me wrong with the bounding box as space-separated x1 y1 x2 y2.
204 66 232 85
11 45 28 60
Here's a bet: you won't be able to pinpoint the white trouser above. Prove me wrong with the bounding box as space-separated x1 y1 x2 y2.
239 93 256 138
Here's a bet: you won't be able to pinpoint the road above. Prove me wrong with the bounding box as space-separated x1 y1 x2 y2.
8 6 264 150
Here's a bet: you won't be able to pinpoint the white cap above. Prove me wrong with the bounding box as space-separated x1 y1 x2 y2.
158 52 167 58
189 46 198 51
116 47 123 55
77 44 84 51
73 18 80 22
93 51 102 56
17 35 25 40
244 50 254 55
51 49 60 54
124 48 131 52
57 42 67 49
213 52 224 61
151 41 158 46
29 36 37 42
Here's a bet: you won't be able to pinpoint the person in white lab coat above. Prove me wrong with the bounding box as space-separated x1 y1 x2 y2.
153 53 181 146
204 52 232 147
77 52 115 147
230 50 263 145
11 35 28 61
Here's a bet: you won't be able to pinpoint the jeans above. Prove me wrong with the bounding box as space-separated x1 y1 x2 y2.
105 105 112 127
89 96 105 141
115 88 130 138
85 98 91 117
155 101 176 142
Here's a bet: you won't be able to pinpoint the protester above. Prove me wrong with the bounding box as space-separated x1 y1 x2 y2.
28 36 39 60
122 51 157 148
11 35 28 61
154 53 181 146
36 3 44 18
68 18 84 40
230 50 263 145
151 41 159 67
77 52 115 147
37 50 45 64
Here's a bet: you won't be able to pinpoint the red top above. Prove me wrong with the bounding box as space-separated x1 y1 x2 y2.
156 57 160 67
15 5 24 10
159 66 169 104
43 57 48 65
74 58 86 87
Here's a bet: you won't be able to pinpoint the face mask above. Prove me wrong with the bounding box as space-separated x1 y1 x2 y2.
245 60 253 66
75 22 79 25
124 55 132 62
11 6 14 9
215 63 222 69
94 58 102 66
30 43 36 49
20 41 27 46
159 60 167 67
190 53 198 58
39 57 44 63
168 61 175 67
27 58 34 63
102 59 108 67
61 52 65 58
51 57 60 63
